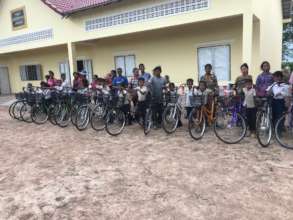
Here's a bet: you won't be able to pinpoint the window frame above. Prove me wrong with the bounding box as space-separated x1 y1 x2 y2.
114 54 136 77
20 64 42 81
197 44 231 82
11 6 27 31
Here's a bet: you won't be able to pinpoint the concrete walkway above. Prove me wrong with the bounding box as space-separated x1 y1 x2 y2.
0 95 15 106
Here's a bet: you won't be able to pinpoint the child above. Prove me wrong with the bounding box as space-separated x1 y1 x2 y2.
243 79 256 136
117 83 132 125
266 71 289 126
184 78 194 118
135 77 148 124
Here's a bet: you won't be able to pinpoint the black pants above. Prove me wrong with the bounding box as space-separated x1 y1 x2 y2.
272 99 286 127
185 107 193 119
136 101 147 122
121 104 132 125
152 103 163 126
246 107 257 132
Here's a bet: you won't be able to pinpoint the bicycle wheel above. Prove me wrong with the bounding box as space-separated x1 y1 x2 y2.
162 105 179 134
71 105 78 126
48 104 59 126
214 111 247 144
31 105 49 124
188 108 206 140
256 111 272 147
56 104 71 128
144 108 153 135
105 108 126 136
275 113 293 149
20 102 33 123
12 101 24 121
9 101 17 119
75 105 90 131
91 104 106 131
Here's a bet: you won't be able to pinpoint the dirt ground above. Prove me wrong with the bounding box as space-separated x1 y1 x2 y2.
1 106 293 220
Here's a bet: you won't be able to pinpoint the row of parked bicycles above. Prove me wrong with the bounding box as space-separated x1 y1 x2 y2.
8 86 293 149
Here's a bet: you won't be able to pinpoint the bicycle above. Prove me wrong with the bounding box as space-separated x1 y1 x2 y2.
188 94 213 140
104 91 126 136
275 96 293 149
255 96 273 147
30 88 58 125
162 92 182 134
214 95 247 144
90 91 109 132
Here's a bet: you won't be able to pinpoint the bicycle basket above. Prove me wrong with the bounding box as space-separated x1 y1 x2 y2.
15 92 25 100
254 97 269 109
27 93 37 104
167 93 179 104
190 95 206 107
75 93 90 104
35 93 44 104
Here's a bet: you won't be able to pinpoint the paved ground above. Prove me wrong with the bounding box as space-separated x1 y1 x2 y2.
0 95 15 106
0 105 293 220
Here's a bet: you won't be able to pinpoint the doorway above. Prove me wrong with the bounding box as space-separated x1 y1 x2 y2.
0 66 11 95
77 59 93 82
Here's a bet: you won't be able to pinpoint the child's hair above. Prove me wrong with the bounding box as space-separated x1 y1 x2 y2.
169 82 175 88
205 64 212 69
138 77 145 82
240 63 249 69
246 78 253 84
153 66 162 72
273 71 283 78
260 61 270 70
199 80 207 87
186 78 194 84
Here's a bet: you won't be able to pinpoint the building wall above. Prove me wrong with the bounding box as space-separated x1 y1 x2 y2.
0 0 249 54
5 46 67 92
78 17 243 85
252 0 283 71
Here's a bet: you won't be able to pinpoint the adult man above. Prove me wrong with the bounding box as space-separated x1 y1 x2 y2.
139 63 151 82
149 66 166 127
112 68 128 86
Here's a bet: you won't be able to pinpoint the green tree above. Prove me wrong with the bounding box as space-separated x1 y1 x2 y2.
283 22 293 62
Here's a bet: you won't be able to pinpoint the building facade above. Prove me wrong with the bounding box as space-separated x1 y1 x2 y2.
0 0 290 94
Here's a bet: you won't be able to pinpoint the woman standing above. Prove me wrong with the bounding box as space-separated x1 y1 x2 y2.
255 61 273 97
235 63 253 94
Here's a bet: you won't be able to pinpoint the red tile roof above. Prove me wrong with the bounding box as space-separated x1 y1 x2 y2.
42 0 120 16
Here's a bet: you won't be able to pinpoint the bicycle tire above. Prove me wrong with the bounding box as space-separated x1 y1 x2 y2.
188 108 206 140
9 101 17 119
105 108 126 136
214 112 247 144
31 105 49 124
144 108 152 135
256 111 272 147
275 113 293 150
90 104 106 131
20 102 33 123
75 105 90 131
162 105 179 134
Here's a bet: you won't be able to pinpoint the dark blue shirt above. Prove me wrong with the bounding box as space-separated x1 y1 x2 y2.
112 75 128 86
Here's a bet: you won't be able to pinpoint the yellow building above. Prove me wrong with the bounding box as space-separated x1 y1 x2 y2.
0 0 291 94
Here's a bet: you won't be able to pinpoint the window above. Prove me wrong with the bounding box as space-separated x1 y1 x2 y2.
115 55 136 77
197 45 231 81
20 65 42 81
11 7 27 30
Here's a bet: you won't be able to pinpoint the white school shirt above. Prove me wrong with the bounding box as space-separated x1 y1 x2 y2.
185 87 195 107
243 88 256 108
136 86 148 102
267 82 289 99
118 89 129 105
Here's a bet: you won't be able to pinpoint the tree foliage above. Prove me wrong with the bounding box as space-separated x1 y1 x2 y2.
283 22 293 62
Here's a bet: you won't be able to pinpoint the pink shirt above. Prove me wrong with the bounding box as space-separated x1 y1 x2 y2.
47 78 57 87
289 73 293 85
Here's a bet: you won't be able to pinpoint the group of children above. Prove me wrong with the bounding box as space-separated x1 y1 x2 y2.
39 61 293 134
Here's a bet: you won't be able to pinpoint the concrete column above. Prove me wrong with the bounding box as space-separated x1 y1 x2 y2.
67 42 77 82
242 13 254 68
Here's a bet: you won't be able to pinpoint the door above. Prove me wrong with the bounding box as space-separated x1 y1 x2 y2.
0 66 11 95
59 61 71 84
76 59 93 83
